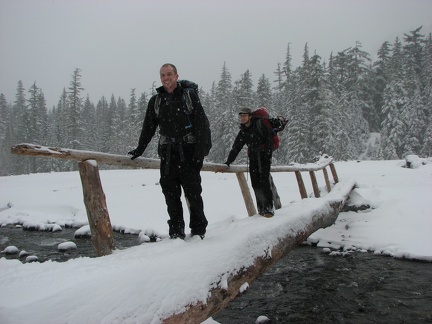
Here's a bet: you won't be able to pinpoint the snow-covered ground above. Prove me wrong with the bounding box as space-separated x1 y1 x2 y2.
0 158 431 323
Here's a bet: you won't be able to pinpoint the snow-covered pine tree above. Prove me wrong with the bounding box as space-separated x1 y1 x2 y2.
212 63 234 163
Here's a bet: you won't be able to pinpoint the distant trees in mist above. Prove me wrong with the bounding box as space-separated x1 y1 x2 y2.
1 27 431 175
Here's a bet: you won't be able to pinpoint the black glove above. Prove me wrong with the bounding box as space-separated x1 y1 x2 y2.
224 161 230 167
128 149 142 160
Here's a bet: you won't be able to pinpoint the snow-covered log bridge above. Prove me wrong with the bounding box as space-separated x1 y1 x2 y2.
11 143 355 323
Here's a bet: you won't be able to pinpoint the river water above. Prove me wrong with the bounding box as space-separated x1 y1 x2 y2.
1 225 431 323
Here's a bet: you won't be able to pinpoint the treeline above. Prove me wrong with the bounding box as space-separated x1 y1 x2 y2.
1 27 431 176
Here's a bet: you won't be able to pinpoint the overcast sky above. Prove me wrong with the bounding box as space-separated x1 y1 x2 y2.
1 0 432 108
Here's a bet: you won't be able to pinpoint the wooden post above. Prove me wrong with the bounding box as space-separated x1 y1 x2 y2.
270 174 282 210
329 163 339 183
309 171 320 198
295 171 307 199
235 172 257 216
323 167 331 193
78 160 115 256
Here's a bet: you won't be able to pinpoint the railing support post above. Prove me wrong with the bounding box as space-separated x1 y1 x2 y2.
329 163 339 183
323 167 331 193
78 160 115 256
295 171 308 199
309 171 320 198
236 172 257 216
270 174 282 210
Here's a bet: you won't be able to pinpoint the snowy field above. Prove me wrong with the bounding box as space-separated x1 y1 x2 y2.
0 157 431 323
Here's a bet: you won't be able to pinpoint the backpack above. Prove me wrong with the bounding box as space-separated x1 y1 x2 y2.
252 107 288 150
154 80 212 156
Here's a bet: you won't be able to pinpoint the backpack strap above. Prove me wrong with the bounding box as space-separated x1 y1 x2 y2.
183 89 194 114
153 90 194 117
154 94 162 116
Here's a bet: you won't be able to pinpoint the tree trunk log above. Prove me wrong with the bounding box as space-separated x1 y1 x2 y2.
78 160 115 256
236 172 257 216
162 182 355 324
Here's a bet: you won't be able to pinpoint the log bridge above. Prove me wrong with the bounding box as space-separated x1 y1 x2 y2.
11 143 353 323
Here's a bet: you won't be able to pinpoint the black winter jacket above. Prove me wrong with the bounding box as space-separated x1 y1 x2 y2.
134 83 209 159
226 117 273 165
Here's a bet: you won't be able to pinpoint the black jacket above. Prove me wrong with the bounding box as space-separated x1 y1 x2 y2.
134 83 209 159
226 117 273 165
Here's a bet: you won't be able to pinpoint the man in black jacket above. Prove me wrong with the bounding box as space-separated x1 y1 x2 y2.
225 108 274 218
128 63 208 239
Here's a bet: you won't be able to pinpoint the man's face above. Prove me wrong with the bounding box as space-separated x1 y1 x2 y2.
239 113 251 125
160 65 178 93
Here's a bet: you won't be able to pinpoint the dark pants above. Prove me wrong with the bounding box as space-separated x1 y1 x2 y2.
249 152 274 215
159 144 208 236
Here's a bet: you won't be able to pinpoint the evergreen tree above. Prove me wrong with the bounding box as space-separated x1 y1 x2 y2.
212 63 235 162
272 63 286 118
12 81 30 174
283 43 292 82
54 89 68 147
116 97 128 155
81 95 97 150
96 96 110 153
256 74 272 108
421 33 432 156
233 69 254 109
66 68 84 151
304 54 334 159
202 82 217 162
108 95 119 155
0 94 13 175
371 41 391 132
127 88 140 148
27 83 48 172
402 27 428 155
287 45 313 163
380 38 407 159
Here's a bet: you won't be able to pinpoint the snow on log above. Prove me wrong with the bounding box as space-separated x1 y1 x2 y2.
163 180 355 323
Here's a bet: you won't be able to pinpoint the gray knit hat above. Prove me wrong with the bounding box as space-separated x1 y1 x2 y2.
238 108 252 115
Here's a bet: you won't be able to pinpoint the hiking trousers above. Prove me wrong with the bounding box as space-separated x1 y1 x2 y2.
159 144 208 236
249 152 274 215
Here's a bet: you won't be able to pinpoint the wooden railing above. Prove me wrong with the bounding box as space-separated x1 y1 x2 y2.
11 143 339 256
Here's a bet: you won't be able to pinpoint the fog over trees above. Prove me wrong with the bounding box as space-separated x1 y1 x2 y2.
1 27 431 176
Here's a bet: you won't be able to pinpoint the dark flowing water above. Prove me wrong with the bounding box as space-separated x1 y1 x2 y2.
0 225 139 262
214 245 432 324
1 225 431 323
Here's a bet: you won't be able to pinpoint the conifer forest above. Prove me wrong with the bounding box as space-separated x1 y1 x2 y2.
1 27 431 176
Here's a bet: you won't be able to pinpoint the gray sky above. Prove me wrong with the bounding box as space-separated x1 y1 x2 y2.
1 0 431 108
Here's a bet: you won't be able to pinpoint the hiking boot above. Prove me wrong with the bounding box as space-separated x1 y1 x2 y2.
260 212 274 218
191 230 205 240
170 233 186 240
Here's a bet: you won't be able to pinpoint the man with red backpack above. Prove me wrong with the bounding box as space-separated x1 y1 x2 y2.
224 108 274 218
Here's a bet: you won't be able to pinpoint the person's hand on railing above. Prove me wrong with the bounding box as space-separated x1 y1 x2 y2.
213 162 230 173
127 149 142 160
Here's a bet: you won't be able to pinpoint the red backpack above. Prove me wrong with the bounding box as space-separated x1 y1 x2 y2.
252 107 288 150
